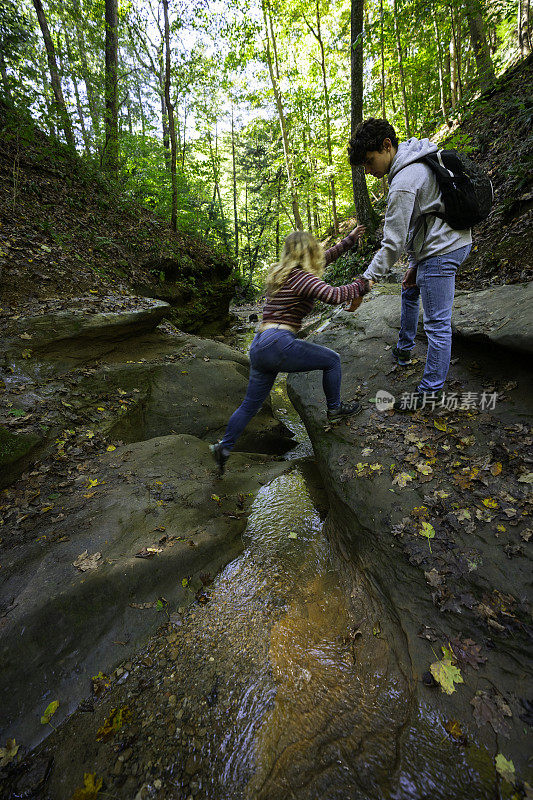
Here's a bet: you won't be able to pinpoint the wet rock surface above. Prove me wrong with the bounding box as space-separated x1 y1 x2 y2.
287 288 533 791
0 303 294 756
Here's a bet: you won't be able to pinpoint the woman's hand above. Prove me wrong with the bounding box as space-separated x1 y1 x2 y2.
402 266 417 289
348 225 366 241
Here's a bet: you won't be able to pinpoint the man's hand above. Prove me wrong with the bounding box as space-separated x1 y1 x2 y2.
402 267 417 289
348 225 366 241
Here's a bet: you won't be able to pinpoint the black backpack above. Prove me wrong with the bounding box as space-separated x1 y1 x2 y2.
418 149 493 229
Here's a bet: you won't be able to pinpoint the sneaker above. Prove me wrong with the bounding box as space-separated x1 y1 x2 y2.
393 390 444 412
210 442 229 475
392 346 412 366
327 401 363 422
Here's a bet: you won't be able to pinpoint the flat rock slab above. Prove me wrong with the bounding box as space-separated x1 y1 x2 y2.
0 434 289 751
2 299 171 364
288 291 533 783
453 281 533 354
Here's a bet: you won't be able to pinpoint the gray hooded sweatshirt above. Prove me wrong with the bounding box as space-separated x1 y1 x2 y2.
363 137 472 283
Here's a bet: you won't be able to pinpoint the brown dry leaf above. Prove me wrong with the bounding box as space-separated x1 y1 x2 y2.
73 551 102 571
449 637 487 669
471 691 512 736
392 472 413 489
490 462 502 476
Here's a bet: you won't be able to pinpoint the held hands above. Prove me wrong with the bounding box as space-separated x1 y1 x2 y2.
402 266 417 289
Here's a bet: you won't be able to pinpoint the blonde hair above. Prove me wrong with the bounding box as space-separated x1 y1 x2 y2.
265 231 325 295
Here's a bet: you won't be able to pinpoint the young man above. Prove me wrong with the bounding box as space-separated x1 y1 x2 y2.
348 118 472 409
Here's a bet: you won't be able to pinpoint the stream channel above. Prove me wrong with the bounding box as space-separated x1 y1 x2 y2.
7 310 506 800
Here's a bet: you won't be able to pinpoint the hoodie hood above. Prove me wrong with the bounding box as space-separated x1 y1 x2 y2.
389 137 438 183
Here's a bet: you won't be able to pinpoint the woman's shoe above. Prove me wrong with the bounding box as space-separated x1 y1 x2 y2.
327 401 363 422
392 346 412 366
210 442 229 475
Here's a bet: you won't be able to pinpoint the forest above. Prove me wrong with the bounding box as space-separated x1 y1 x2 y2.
2 0 530 290
1 1 533 798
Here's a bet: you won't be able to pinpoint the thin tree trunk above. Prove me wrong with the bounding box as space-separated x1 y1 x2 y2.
158 44 171 171
71 0 99 138
463 0 496 92
262 0 303 230
162 0 177 231
63 30 91 154
0 52 13 104
380 0 387 195
392 0 411 137
305 0 338 232
432 6 450 127
102 0 119 173
351 0 379 231
276 171 282 259
137 85 146 139
231 108 239 260
32 0 75 147
207 128 230 254
518 0 532 56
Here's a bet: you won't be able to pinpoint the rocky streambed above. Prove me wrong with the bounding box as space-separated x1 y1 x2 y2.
1 286 532 799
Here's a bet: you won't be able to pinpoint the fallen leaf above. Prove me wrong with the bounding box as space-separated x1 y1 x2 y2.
71 772 103 800
471 690 512 735
482 498 499 508
392 472 413 489
518 472 533 484
444 719 465 742
434 420 447 432
288 532 298 539
495 753 515 784
41 700 59 724
449 637 487 669
430 657 463 694
490 462 502 476
96 707 131 742
106 445 116 452
0 738 19 767
419 521 436 552
416 463 433 475
73 551 102 571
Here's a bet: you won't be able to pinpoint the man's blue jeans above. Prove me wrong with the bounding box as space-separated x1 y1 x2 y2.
221 328 342 451
397 244 471 392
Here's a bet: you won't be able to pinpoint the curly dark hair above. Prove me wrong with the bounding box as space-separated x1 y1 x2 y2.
348 118 399 166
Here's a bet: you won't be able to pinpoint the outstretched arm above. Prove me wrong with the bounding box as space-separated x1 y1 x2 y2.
324 225 366 265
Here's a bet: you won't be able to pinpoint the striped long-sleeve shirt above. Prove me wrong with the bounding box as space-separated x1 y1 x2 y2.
262 233 367 331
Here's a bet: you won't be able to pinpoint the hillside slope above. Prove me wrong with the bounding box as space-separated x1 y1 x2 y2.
0 103 235 332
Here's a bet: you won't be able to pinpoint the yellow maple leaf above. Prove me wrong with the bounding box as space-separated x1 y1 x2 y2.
430 657 463 694
392 472 413 489
71 773 103 800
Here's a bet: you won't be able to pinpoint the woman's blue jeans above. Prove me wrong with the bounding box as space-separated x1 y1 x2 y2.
220 328 342 451
397 244 471 392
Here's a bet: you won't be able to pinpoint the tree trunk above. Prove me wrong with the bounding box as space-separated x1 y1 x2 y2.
181 101 187 169
379 0 388 195
32 0 75 147
102 0 119 174
231 108 239 260
71 0 99 139
350 0 379 231
463 0 496 92
63 30 91 155
306 0 338 232
158 44 171 171
137 85 146 139
392 0 411 137
432 6 450 127
207 128 230 253
262 0 303 230
518 0 532 56
162 0 178 232
0 52 13 104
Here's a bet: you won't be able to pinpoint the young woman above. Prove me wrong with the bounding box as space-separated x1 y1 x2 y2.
211 228 370 473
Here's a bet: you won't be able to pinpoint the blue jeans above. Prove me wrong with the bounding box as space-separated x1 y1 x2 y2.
220 328 342 451
397 245 471 392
